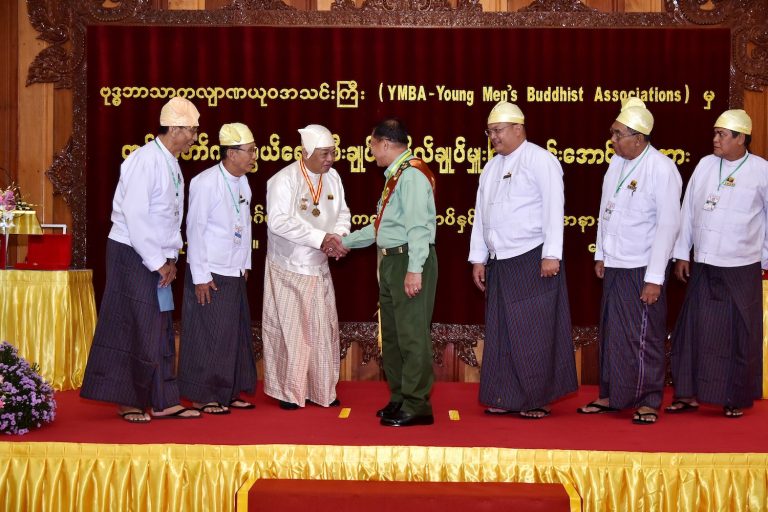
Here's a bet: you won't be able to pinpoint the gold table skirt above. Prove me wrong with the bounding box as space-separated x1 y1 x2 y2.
0 269 96 390
5 210 42 235
1 443 767 512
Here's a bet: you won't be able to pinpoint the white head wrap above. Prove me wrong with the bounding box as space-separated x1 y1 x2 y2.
487 101 525 125
159 97 200 127
298 124 335 158
219 123 254 146
714 109 752 135
615 98 653 135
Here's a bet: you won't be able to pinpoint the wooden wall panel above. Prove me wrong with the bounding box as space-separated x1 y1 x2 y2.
745 89 768 158
625 0 663 12
0 1 18 188
169 0 206 9
17 0 53 224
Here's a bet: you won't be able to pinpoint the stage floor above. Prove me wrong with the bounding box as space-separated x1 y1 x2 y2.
9 382 768 454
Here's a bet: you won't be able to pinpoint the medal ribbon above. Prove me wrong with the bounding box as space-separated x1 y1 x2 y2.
299 158 323 209
718 152 749 191
613 144 649 197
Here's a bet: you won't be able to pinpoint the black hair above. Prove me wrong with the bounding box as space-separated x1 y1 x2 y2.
372 118 409 145
730 130 752 149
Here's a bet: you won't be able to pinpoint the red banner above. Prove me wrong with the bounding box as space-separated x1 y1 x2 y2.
86 26 730 326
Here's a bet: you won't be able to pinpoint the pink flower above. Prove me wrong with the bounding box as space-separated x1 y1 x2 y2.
0 189 15 211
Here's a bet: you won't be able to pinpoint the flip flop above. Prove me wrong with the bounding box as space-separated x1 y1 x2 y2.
724 406 744 418
197 402 231 415
229 399 255 410
632 411 658 425
484 408 516 415
519 408 551 419
152 407 203 420
665 400 699 414
577 401 619 414
119 410 150 424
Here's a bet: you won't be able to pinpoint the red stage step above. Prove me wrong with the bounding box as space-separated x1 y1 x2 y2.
238 479 577 512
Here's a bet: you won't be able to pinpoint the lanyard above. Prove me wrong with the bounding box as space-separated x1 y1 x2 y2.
218 163 241 215
718 153 749 190
154 138 180 199
299 158 323 206
614 145 649 197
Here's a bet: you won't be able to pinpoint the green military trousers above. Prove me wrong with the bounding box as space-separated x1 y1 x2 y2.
378 246 437 416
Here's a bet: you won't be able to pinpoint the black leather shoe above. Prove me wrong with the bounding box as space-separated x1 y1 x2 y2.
279 400 299 410
380 410 434 427
376 401 402 418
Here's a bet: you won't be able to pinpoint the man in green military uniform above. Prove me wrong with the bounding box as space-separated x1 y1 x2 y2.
340 118 437 427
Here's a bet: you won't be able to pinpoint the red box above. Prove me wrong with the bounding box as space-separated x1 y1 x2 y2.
13 234 72 270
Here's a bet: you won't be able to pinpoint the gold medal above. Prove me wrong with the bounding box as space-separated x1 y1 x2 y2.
312 207 320 217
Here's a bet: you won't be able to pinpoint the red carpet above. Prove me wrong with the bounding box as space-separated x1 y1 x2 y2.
7 382 768 453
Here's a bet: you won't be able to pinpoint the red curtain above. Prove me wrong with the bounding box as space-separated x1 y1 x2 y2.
86 25 730 326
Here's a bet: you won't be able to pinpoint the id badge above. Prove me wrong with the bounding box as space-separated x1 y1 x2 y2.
233 224 243 246
603 200 615 221
703 193 720 211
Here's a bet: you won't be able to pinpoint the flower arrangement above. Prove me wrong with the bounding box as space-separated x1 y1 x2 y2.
0 183 33 232
0 341 56 435
0 186 17 232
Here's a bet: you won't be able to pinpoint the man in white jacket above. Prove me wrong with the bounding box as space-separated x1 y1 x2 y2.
179 122 258 415
578 98 682 425
262 124 351 410
667 109 768 419
81 97 203 423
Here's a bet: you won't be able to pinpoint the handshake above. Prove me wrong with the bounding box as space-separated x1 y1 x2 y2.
322 233 349 260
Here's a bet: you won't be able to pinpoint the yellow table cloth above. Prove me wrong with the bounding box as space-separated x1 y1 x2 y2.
6 210 42 235
0 269 96 390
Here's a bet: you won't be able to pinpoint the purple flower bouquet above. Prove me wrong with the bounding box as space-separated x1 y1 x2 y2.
0 341 56 435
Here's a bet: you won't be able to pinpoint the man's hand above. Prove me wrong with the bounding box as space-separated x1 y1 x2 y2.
595 260 605 279
157 260 177 287
540 258 560 278
321 233 349 260
472 263 486 292
640 283 661 305
195 280 218 305
674 260 690 283
404 272 422 298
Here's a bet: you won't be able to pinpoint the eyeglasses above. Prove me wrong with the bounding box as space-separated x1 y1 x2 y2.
179 126 198 135
484 124 516 137
230 147 257 155
609 129 636 140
